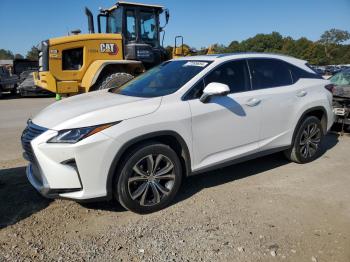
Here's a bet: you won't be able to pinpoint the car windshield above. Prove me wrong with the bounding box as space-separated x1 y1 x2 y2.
109 60 211 97
330 69 350 86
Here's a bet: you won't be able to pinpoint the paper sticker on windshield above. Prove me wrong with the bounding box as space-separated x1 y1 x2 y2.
183 61 208 67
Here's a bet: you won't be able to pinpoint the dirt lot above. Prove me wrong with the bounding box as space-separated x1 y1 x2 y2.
0 94 350 262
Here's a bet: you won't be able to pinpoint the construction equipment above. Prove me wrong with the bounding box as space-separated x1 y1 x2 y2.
172 36 198 58
33 1 170 96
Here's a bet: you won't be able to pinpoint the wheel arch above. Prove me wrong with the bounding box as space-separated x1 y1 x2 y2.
81 60 145 92
291 106 328 145
106 131 192 199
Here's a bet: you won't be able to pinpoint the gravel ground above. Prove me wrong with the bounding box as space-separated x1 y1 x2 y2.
0 95 350 262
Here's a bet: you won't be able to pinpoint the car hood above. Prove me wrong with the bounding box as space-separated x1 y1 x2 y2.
32 90 162 130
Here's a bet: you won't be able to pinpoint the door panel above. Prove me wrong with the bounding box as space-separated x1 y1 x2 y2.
249 85 299 150
188 91 261 171
247 58 300 150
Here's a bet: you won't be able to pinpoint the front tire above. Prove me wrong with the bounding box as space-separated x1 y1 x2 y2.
284 116 324 163
94 72 133 91
116 143 182 214
10 85 17 96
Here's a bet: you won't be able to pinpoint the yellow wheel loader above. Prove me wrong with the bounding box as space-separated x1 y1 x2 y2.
33 1 170 96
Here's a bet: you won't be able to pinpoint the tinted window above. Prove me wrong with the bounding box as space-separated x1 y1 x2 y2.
185 60 251 99
110 60 211 98
248 59 293 89
289 64 323 82
204 60 251 93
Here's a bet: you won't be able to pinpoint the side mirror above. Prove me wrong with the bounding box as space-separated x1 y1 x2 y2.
165 9 170 24
200 82 230 103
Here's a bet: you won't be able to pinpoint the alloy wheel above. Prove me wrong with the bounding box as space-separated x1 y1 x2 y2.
128 154 176 206
299 123 321 158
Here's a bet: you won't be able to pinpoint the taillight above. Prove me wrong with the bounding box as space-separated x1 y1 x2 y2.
325 84 335 93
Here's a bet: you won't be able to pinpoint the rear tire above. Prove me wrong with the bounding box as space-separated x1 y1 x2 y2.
10 85 17 96
94 72 133 91
284 116 324 163
115 143 182 214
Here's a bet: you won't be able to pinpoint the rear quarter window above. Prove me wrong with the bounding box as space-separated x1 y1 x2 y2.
289 64 323 82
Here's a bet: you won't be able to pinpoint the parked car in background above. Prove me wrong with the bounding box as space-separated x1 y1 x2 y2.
0 66 19 98
22 53 334 213
13 59 38 79
330 68 350 128
18 70 53 97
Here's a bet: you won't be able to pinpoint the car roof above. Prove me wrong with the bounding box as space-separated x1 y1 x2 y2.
173 52 309 71
175 52 303 62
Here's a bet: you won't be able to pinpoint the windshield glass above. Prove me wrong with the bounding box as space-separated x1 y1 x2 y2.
330 70 350 86
140 11 157 45
106 8 122 34
110 60 211 97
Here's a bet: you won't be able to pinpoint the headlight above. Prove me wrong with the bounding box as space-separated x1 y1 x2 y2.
47 122 118 144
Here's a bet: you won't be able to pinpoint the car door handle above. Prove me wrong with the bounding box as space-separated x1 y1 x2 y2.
296 90 307 97
245 98 261 107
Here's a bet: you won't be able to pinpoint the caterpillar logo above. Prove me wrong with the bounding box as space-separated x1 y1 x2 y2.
100 43 118 55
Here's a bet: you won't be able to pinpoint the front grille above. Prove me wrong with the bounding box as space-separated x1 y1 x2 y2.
21 121 47 164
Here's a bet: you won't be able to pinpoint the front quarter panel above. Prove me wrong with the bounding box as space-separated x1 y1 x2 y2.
101 95 193 167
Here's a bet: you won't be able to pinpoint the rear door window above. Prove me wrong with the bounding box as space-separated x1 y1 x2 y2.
248 59 293 89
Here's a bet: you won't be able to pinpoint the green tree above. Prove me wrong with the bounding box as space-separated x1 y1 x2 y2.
14 53 24 59
319 29 350 61
26 46 39 60
0 49 14 59
240 32 284 53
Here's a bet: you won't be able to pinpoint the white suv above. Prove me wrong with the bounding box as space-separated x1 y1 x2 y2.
21 53 334 213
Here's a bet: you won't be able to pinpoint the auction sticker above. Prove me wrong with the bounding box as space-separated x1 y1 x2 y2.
183 61 208 67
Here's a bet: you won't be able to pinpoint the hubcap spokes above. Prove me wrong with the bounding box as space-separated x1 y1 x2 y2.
299 123 321 158
128 154 175 206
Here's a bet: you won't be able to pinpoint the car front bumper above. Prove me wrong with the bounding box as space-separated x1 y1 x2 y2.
25 162 81 198
21 121 121 201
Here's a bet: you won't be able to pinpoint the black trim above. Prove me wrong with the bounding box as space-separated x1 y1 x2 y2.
44 188 82 198
191 146 290 176
106 131 191 199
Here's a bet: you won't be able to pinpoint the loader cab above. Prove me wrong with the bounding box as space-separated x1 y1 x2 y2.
98 2 169 68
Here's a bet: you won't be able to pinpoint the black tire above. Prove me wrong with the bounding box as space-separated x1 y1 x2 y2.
10 85 17 96
284 116 324 164
94 72 134 91
115 143 182 214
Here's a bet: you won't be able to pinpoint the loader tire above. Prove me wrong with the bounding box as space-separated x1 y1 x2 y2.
94 73 134 91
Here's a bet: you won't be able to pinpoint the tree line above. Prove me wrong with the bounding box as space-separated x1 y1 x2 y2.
169 29 350 65
0 46 39 61
1 28 349 65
